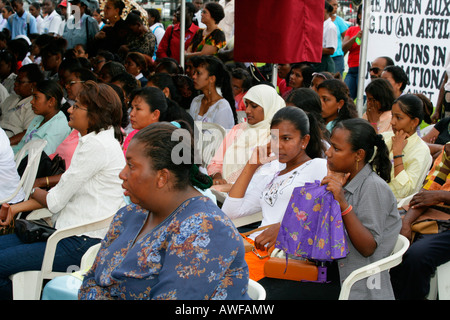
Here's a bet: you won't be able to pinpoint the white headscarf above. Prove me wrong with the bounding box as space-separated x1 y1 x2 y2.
222 84 285 182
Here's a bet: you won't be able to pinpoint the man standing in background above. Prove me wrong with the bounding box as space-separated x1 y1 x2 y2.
327 0 348 77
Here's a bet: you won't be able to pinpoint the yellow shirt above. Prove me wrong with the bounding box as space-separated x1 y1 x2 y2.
382 131 432 200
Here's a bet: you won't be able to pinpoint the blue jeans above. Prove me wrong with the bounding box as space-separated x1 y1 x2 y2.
332 55 345 77
391 230 450 299
344 66 359 100
0 234 100 299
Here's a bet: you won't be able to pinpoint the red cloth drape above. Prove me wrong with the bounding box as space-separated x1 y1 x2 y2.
234 0 324 64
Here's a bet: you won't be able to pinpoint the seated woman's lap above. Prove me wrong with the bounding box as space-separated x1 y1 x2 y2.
0 234 100 292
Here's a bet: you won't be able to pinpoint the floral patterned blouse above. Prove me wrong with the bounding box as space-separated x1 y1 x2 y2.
78 196 250 300
189 28 226 53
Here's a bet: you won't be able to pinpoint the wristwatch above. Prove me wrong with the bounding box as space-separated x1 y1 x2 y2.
30 188 36 197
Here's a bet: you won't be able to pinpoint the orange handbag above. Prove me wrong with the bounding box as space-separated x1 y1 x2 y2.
263 249 319 282
241 225 319 282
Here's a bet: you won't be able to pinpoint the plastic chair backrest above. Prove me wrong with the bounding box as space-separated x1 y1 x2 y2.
413 154 433 195
80 243 101 271
248 279 266 300
0 139 47 204
10 213 115 300
194 121 226 167
338 234 410 300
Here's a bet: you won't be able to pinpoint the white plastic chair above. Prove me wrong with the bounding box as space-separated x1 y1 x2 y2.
194 121 227 167
0 139 47 204
41 243 102 300
10 214 114 300
338 234 410 300
194 121 226 168
248 279 266 300
427 260 450 300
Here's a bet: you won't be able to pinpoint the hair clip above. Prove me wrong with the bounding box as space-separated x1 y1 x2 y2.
170 121 181 128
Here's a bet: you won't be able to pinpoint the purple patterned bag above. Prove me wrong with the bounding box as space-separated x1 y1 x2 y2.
275 180 348 262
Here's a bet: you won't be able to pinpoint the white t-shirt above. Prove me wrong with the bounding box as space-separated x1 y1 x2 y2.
189 94 235 129
150 22 165 46
41 10 63 35
0 127 24 203
323 17 338 51
46 128 126 239
222 158 328 239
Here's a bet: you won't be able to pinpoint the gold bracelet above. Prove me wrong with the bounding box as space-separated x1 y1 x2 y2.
46 176 49 188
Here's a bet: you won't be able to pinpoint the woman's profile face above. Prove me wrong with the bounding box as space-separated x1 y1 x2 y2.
67 99 90 135
201 8 212 24
30 90 54 117
390 102 417 135
129 95 159 130
318 87 343 124
192 65 211 91
325 127 355 174
366 92 380 112
270 120 308 164
103 0 119 20
289 68 304 89
120 140 157 208
244 100 264 125
65 73 84 101
124 58 140 76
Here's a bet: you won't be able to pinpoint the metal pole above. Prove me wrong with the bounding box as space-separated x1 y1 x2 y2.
180 0 186 69
272 64 278 88
356 0 371 117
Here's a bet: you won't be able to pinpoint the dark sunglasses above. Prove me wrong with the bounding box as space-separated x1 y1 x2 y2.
370 67 382 74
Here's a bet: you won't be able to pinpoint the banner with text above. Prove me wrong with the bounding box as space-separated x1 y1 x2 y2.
366 0 450 105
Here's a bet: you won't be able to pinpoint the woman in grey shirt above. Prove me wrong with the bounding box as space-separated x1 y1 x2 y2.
322 118 401 300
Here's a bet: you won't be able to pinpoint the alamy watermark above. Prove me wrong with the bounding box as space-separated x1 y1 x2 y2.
170 124 279 173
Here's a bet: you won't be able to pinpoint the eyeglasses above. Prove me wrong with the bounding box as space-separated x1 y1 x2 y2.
72 104 88 111
370 67 382 74
66 80 85 87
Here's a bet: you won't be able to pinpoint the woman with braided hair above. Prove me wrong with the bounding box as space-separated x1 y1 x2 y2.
79 121 250 300
321 118 401 299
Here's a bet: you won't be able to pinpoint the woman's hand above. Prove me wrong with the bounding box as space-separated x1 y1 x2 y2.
212 172 227 186
366 105 381 127
95 31 106 40
0 203 14 227
321 171 350 210
392 129 409 156
213 178 228 185
254 223 280 250
248 143 276 167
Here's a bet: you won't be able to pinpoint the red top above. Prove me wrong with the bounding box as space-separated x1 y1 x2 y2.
345 26 361 68
156 23 200 63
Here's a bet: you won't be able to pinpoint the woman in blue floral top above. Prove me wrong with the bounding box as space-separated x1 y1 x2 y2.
79 121 249 300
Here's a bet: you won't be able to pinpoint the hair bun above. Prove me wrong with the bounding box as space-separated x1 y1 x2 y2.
374 134 384 147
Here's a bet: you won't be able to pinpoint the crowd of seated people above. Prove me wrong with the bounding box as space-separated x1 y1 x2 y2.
0 0 448 301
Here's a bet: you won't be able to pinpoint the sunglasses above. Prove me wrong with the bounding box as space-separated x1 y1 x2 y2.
370 67 382 74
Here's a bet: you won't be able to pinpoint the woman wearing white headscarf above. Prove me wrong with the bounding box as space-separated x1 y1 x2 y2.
208 84 285 190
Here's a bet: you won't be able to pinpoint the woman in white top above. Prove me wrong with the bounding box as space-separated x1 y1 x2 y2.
0 127 24 204
0 81 125 299
189 55 237 129
221 106 328 280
